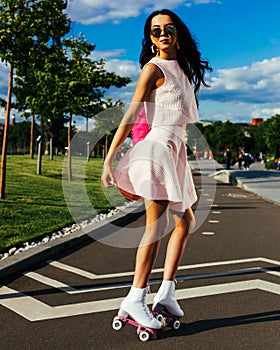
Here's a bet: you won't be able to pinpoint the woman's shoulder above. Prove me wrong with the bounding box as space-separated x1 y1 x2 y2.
142 59 164 78
145 57 179 77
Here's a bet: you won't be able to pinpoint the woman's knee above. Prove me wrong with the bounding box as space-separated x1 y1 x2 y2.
174 209 196 234
187 211 196 233
146 210 169 238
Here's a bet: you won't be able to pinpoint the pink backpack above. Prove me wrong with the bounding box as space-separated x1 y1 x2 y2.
131 106 150 145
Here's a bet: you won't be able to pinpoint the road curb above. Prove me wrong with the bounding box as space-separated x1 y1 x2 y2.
210 169 280 206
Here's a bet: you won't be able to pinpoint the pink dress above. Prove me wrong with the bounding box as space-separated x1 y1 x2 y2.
114 57 198 212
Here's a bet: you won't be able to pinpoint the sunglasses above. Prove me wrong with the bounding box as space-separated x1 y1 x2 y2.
150 24 176 38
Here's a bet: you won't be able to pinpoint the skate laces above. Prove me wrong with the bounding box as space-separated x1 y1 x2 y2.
142 287 153 319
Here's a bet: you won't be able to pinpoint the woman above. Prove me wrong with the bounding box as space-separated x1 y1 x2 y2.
102 9 212 330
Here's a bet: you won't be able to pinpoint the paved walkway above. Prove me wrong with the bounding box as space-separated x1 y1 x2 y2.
189 159 280 205
1 158 279 282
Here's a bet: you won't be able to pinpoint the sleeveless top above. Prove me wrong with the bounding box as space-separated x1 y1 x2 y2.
145 57 199 126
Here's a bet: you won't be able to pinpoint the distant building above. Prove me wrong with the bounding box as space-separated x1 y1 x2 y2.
252 118 264 126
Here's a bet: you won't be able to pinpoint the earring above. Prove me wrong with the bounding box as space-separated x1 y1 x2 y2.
176 41 180 50
151 44 157 54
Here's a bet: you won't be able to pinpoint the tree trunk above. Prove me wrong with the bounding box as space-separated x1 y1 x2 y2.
68 113 72 182
30 112 35 159
0 65 13 199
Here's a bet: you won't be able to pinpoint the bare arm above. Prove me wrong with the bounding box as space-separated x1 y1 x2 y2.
101 63 160 187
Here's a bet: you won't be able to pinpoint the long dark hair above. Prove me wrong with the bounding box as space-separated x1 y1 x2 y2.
140 9 212 105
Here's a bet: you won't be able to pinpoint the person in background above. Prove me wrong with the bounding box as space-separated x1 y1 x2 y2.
244 149 252 170
237 148 244 170
224 146 232 170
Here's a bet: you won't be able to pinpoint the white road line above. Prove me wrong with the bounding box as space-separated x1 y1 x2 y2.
22 266 278 295
183 257 280 269
47 260 135 279
208 220 219 223
1 279 279 321
46 260 98 279
24 271 130 294
45 257 280 280
212 211 221 214
202 232 215 235
266 270 280 277
23 272 77 293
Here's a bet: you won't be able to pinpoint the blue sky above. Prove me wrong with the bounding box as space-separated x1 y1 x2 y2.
1 0 280 124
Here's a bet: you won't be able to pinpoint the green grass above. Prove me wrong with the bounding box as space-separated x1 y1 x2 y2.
0 155 122 253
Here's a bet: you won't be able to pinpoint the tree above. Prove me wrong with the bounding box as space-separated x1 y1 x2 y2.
0 0 70 198
14 33 131 181
92 98 126 157
202 121 245 155
264 114 280 158
59 35 131 181
247 123 267 156
7 121 39 154
15 44 70 172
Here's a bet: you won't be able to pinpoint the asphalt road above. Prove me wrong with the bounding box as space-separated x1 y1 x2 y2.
1 174 280 350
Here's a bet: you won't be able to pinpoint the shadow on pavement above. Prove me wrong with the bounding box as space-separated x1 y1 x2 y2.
158 310 280 339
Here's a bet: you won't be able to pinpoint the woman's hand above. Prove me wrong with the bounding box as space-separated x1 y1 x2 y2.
101 162 117 188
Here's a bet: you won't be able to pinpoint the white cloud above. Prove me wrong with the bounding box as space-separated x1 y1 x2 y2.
104 58 140 78
194 0 221 4
202 56 280 105
197 56 280 122
185 0 221 6
102 58 140 103
66 0 220 24
252 107 280 119
91 49 127 61
67 0 150 25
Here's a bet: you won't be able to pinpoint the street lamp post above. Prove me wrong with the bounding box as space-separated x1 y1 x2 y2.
36 135 42 175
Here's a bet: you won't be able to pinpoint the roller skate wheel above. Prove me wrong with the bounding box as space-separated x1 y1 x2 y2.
139 330 150 342
112 317 123 331
172 319 181 330
155 313 164 323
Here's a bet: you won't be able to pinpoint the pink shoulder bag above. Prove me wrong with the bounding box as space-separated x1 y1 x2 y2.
131 106 150 145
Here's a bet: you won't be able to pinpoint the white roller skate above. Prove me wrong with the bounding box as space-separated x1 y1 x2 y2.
112 286 161 342
152 280 183 330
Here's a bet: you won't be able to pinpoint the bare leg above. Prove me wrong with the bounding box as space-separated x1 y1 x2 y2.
151 207 195 317
133 199 169 288
163 208 195 281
